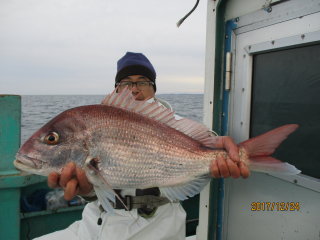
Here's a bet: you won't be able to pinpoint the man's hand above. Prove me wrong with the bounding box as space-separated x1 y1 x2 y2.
210 136 250 179
47 162 93 201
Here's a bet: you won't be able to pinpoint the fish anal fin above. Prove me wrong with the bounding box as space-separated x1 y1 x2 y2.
161 175 211 201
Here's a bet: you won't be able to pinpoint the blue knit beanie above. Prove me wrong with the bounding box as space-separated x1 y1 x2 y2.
115 52 157 92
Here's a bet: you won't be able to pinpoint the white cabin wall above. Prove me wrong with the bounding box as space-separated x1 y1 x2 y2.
225 0 281 21
197 0 219 239
225 172 320 240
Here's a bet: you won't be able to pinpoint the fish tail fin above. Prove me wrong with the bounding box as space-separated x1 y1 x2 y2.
238 124 301 175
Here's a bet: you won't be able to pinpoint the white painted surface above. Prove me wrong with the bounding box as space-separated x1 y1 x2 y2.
202 0 217 131
197 0 218 239
270 173 320 194
223 5 320 240
232 0 320 34
186 235 196 240
224 172 320 240
225 0 282 21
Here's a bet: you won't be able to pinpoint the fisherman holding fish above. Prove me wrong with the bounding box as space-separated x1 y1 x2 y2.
15 51 301 239
27 52 251 239
15 52 300 239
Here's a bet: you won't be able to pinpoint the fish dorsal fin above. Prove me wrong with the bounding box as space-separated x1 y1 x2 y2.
101 86 218 148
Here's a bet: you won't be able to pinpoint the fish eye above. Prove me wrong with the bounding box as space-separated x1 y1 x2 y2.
45 132 59 145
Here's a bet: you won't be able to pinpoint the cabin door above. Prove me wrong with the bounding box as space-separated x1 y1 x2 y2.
221 1 320 240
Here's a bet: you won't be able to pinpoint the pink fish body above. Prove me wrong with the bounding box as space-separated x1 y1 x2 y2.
14 87 300 214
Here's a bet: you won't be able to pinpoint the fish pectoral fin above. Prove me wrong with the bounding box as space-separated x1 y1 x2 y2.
97 184 116 203
161 175 211 202
87 161 137 223
94 186 115 216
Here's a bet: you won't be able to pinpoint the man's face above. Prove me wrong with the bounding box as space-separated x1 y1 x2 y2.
119 75 155 101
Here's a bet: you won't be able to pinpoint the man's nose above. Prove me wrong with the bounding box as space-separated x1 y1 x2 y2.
131 83 140 92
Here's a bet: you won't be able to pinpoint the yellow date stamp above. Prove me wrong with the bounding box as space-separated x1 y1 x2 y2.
251 202 299 211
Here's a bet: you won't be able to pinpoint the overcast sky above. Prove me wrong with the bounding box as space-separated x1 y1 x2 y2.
0 0 207 95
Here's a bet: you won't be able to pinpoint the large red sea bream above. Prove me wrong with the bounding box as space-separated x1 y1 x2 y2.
14 87 301 215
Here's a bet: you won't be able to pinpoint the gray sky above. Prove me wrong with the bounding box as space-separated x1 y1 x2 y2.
0 0 207 95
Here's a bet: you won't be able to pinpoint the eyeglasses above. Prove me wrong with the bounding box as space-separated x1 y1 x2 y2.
116 81 154 91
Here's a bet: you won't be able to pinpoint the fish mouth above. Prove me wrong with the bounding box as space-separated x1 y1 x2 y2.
14 153 42 170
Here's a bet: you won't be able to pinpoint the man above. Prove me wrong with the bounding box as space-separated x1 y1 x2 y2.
40 52 249 240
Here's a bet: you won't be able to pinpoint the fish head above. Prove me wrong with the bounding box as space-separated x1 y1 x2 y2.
14 108 89 176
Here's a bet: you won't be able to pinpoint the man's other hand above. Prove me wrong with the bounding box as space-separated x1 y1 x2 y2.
210 136 250 179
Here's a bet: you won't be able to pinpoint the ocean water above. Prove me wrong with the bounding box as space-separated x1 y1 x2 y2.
21 94 204 144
